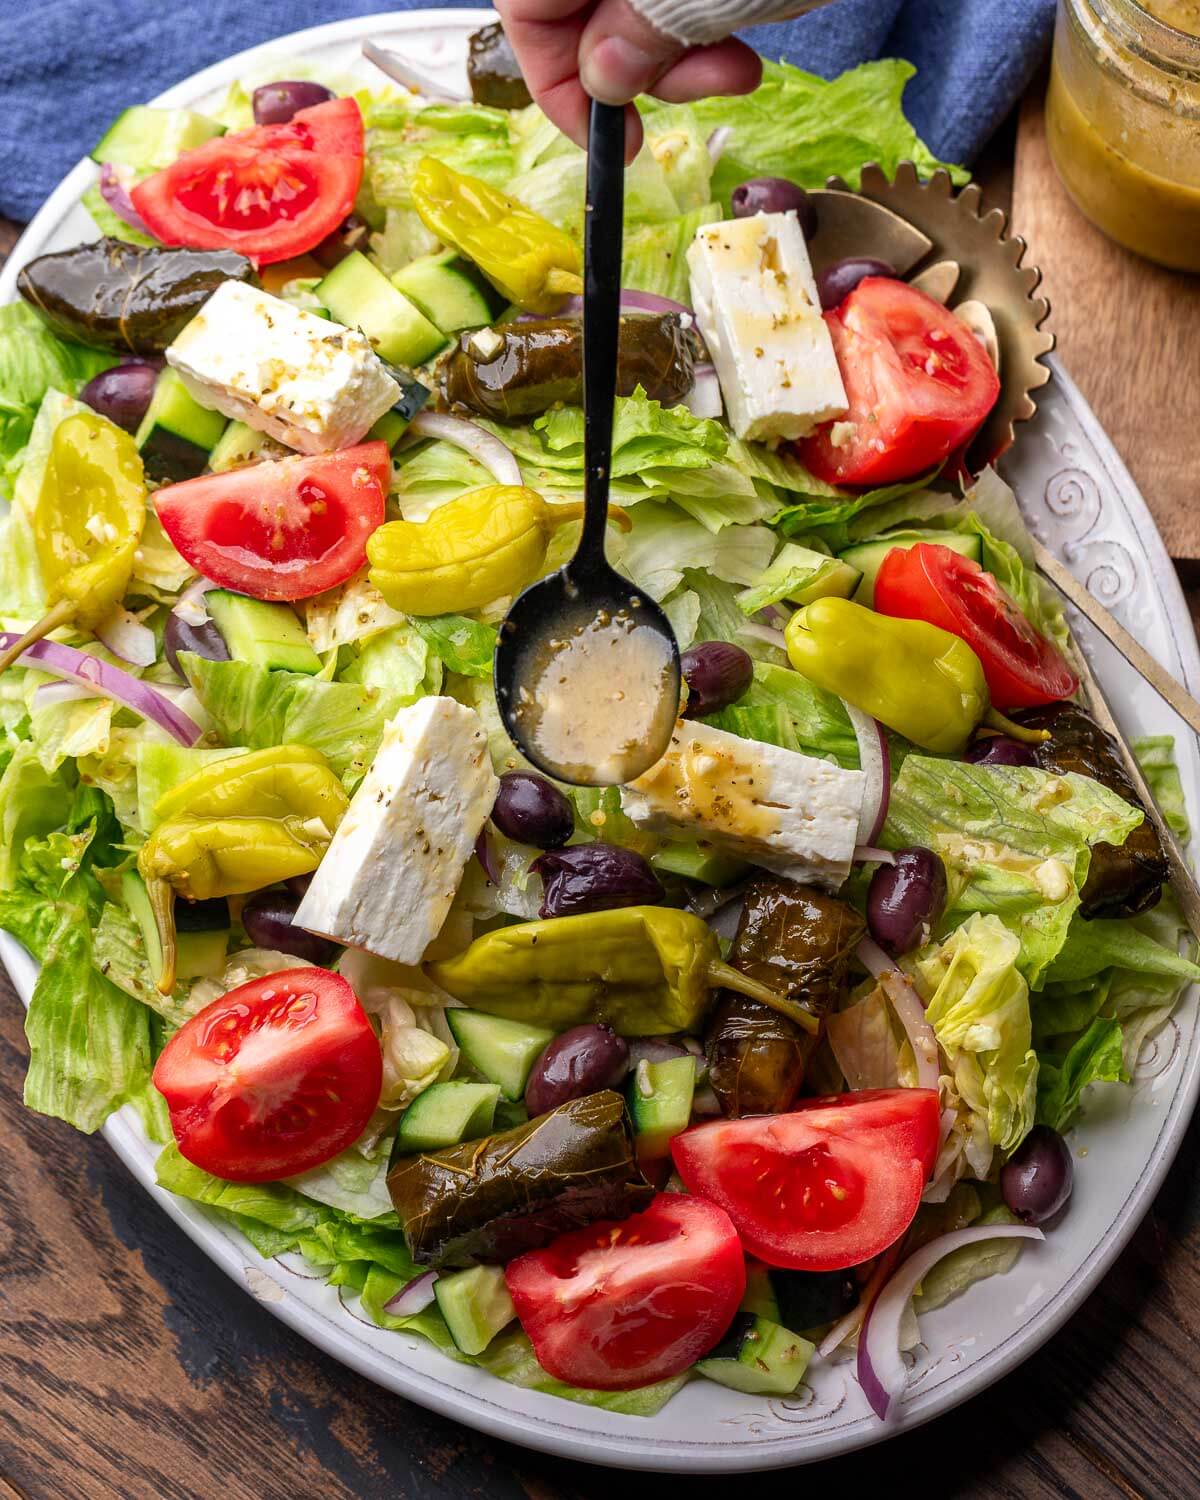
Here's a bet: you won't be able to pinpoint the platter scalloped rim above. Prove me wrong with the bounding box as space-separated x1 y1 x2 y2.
1 9 1197 1472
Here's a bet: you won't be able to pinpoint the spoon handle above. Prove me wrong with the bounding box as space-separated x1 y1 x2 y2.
580 100 626 563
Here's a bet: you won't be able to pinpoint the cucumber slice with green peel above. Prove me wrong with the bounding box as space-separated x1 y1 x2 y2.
839 530 982 607
136 368 227 483
697 1313 814 1396
395 1081 500 1152
207 421 287 474
446 1010 555 1101
392 251 494 334
91 106 225 169
736 543 861 615
369 367 430 447
651 840 748 887
740 1261 782 1324
627 1054 695 1164
433 1265 515 1356
316 251 446 368
122 870 230 987
135 744 247 833
205 591 322 676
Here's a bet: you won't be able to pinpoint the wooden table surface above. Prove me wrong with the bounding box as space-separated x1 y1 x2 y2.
3 80 1200 1500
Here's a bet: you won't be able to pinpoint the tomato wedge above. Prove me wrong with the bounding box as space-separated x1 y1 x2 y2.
153 967 382 1182
132 99 364 264
801 278 1001 486
671 1089 940 1272
504 1194 745 1390
874 542 1079 710
155 441 389 601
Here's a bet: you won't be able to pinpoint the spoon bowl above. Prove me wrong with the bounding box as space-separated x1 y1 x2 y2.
494 99 680 786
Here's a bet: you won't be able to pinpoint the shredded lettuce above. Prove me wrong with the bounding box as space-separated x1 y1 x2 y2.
1036 1016 1126 1132
407 615 497 679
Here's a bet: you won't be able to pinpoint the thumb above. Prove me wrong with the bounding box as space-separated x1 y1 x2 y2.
578 0 685 103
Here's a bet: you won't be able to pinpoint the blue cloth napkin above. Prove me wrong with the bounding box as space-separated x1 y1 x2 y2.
0 0 1054 224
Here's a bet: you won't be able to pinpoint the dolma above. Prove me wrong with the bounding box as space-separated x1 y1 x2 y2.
438 313 695 419
17 238 256 353
388 1090 653 1267
1018 701 1168 918
707 879 865 1118
467 22 533 109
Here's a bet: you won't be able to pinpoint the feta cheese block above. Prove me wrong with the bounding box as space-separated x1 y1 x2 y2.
295 697 499 963
165 281 400 455
686 212 848 443
620 720 864 890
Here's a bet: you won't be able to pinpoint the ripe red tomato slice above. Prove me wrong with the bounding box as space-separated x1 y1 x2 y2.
801 278 1001 487
504 1193 745 1390
874 542 1079 710
132 99 364 264
155 441 389 601
671 1089 940 1272
153 967 382 1182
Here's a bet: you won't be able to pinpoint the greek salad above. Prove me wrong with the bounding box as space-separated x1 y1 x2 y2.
0 30 1195 1422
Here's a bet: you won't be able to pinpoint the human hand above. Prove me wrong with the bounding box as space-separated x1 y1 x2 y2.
495 0 762 159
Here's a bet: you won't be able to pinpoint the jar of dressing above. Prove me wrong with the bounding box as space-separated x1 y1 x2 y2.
1047 0 1200 270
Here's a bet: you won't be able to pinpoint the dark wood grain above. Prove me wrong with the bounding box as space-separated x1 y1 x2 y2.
3 92 1200 1495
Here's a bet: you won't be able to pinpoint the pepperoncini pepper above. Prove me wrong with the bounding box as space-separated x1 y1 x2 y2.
411 157 582 314
426 906 817 1037
138 745 348 993
783 597 1047 755
366 485 630 616
0 411 146 675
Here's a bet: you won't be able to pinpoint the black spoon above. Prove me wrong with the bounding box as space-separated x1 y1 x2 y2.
494 100 681 787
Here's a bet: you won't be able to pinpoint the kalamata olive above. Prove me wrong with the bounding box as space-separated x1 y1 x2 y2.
817 257 898 311
80 362 158 433
730 178 818 240
681 641 754 718
532 843 663 918
241 888 338 965
490 770 574 849
1000 1124 1074 1224
284 874 313 899
252 80 335 126
965 735 1040 768
163 607 230 681
867 846 947 955
525 1023 630 1116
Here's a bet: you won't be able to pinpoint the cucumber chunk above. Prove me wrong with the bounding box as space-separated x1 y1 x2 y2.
392 251 494 334
368 365 431 448
446 1010 555 1101
395 1081 500 1152
839 530 982 607
433 1265 515 1356
627 1054 695 1164
740 1261 782 1324
91 106 225 169
697 1313 814 1396
122 870 229 987
737 543 861 614
316 251 446 368
207 421 286 474
651 840 749 887
206 590 322 675
136 368 227 483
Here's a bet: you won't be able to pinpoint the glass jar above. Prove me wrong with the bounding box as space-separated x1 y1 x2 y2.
1047 0 1200 270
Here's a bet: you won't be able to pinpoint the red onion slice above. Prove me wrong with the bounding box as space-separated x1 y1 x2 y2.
33 679 100 708
706 126 733 163
409 411 522 487
474 827 499 885
527 289 693 321
0 633 202 745
383 1269 440 1316
627 1037 689 1069
817 1240 903 1359
94 604 157 667
842 701 890 844
853 845 895 865
691 1084 722 1117
858 1225 1044 1419
362 40 465 100
683 365 722 419
98 163 152 237
738 621 788 651
878 970 940 1092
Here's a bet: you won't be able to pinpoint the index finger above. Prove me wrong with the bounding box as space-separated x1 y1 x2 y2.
495 0 594 147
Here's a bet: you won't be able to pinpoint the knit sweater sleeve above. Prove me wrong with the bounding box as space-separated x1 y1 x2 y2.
624 0 833 47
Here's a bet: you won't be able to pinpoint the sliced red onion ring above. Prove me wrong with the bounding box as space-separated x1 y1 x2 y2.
33 679 100 708
362 40 465 100
683 365 722 419
474 827 499 885
818 1240 902 1359
0 633 202 745
627 1037 689 1069
706 126 733 163
529 289 693 321
409 411 522 487
691 1084 722 1117
737 621 788 651
878 970 940 1092
383 1269 440 1316
94 604 156 667
858 1225 1044 1419
856 934 892 981
98 163 152 237
842 701 890 845
172 575 218 628
853 846 895 865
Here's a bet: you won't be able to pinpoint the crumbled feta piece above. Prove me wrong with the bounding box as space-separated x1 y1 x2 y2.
166 281 400 455
686 212 848 443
